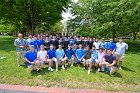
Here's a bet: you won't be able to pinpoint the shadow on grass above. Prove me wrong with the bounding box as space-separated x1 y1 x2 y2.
29 64 65 76
122 66 135 72
111 72 122 78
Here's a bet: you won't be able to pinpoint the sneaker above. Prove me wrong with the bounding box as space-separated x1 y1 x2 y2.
65 64 67 68
62 65 65 69
56 69 58 72
71 64 73 67
37 69 41 74
97 68 100 72
119 67 123 70
83 67 86 70
88 69 90 74
48 67 52 71
18 65 21 67
50 68 54 72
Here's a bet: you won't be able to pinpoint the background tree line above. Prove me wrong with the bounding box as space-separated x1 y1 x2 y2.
66 0 140 40
0 0 69 35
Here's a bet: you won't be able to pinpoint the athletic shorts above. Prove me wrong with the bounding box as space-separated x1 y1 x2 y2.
115 53 125 61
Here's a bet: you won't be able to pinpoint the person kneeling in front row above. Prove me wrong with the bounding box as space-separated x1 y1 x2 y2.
24 45 41 73
103 49 117 75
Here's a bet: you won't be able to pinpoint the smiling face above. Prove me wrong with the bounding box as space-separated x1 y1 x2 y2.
74 44 77 49
119 38 124 43
29 46 34 51
45 37 49 41
58 45 62 49
99 48 103 53
85 46 89 51
107 49 112 55
50 45 54 50
68 45 71 49
79 44 82 49
40 45 45 51
29 35 32 39
18 33 23 39
110 38 113 42
92 46 96 50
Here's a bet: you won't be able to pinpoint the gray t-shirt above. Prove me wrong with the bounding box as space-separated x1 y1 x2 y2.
84 49 92 59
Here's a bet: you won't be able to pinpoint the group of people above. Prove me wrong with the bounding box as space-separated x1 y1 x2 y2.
14 33 128 74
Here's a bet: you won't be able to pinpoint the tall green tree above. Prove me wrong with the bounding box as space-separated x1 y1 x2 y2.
67 0 140 40
0 0 69 35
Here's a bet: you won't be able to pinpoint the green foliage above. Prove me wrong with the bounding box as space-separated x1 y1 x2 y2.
0 0 69 35
67 0 140 39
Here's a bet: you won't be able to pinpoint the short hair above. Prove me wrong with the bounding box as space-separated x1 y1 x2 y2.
50 44 53 46
40 45 45 47
99 48 104 50
92 45 96 47
119 37 124 40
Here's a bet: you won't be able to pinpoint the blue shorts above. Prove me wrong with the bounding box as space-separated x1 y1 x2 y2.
77 59 83 64
104 66 110 72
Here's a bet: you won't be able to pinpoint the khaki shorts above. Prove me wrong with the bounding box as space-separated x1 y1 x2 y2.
110 66 117 74
115 53 125 61
85 59 92 64
27 62 38 71
36 60 45 67
50 57 57 62
57 58 66 64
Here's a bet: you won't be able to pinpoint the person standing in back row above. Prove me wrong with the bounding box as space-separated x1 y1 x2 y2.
14 33 28 67
116 37 128 70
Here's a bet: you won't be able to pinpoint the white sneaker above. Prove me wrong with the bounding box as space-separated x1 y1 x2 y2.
50 68 54 72
65 64 67 68
83 67 86 70
97 68 100 72
88 69 90 74
119 67 123 70
71 64 73 67
56 69 58 72
48 67 51 71
18 64 21 67
48 67 50 71
62 65 65 69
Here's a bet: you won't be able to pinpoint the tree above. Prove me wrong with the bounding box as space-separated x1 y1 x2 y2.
67 0 140 40
0 0 69 35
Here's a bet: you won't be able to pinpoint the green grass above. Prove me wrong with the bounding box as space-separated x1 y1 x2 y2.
0 36 140 92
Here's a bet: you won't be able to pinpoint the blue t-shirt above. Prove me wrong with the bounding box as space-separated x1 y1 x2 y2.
47 49 56 59
106 42 116 51
55 49 65 60
103 54 117 66
24 50 37 66
92 50 98 60
37 39 44 49
76 49 85 59
65 49 73 60
69 40 74 47
29 40 38 49
72 48 77 57
99 42 106 49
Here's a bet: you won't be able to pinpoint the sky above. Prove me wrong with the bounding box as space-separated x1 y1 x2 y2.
61 0 78 26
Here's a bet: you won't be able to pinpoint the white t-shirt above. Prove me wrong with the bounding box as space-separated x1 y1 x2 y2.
37 50 47 61
116 42 128 55
93 42 100 50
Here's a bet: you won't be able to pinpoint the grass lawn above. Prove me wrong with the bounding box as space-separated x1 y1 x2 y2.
0 36 140 92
